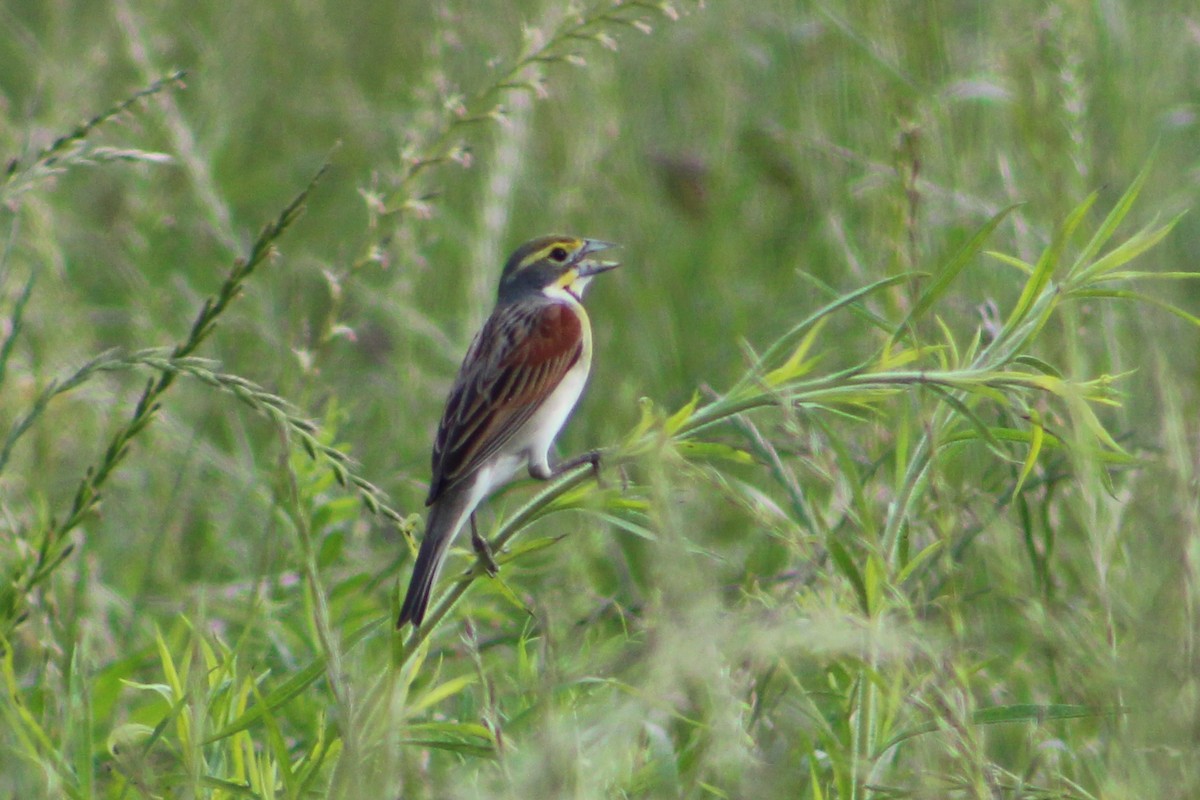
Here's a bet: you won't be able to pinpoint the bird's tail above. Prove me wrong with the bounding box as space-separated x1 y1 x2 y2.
397 481 475 628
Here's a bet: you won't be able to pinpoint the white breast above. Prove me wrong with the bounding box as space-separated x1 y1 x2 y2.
523 355 589 462
511 289 593 474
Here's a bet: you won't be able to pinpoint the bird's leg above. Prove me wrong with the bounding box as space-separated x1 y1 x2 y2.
469 512 498 576
557 449 602 479
530 449 603 485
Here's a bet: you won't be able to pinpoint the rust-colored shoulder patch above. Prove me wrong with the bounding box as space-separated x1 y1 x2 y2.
426 301 585 504
505 303 582 368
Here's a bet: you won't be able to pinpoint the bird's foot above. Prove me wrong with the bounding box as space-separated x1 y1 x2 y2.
552 449 603 485
469 514 498 576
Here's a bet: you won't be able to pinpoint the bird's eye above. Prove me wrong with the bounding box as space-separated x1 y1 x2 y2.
550 247 569 262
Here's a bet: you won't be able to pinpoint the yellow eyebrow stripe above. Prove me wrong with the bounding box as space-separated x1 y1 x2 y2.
518 239 583 270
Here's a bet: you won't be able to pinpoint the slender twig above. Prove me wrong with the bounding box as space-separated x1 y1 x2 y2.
11 161 328 616
2 347 409 529
0 216 34 388
0 350 123 474
1 71 186 201
372 2 684 234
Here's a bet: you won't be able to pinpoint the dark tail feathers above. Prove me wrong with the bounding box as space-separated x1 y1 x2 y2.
397 484 473 628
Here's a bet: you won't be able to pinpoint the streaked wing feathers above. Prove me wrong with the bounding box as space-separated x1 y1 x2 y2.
426 301 583 504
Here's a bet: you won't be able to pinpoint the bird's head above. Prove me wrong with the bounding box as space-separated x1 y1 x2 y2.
498 236 619 304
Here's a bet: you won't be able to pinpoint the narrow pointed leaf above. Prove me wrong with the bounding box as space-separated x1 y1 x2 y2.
1071 215 1181 286
895 204 1019 340
1012 410 1044 498
1070 158 1153 276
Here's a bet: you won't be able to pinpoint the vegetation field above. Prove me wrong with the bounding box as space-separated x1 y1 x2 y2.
2 1 1199 797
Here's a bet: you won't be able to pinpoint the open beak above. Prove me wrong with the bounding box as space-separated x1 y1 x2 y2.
575 239 621 278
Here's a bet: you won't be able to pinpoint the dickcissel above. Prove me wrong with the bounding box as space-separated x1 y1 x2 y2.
397 235 619 628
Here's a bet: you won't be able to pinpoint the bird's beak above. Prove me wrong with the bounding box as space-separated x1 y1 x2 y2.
576 239 621 278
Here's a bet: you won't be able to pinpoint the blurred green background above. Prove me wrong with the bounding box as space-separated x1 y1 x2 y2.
2 0 1199 797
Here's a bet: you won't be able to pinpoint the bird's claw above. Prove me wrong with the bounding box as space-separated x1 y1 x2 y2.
470 514 499 576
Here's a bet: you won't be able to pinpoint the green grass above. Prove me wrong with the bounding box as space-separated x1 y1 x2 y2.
2 1 1200 797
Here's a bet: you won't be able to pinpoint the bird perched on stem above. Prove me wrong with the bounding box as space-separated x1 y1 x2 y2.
397 235 619 629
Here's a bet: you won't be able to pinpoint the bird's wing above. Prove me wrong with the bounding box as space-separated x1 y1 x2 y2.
426 300 584 505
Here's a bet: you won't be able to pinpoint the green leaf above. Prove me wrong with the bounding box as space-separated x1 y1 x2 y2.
500 534 569 561
809 756 826 800
664 391 700 434
924 384 1011 462
623 396 658 447
117 679 175 705
764 316 828 387
1069 157 1153 276
1099 269 1200 282
399 739 496 757
317 529 345 568
1071 214 1182 286
1012 409 1044 498
1006 192 1095 330
198 775 267 795
877 703 1114 755
1013 354 1063 378
312 496 360 532
739 273 917 395
871 343 944 371
940 425 1062 450
893 204 1019 340
973 702 1109 725
296 716 337 793
933 315 958 368
1070 288 1200 328
206 659 326 743
675 440 755 464
1066 392 1127 455
827 538 869 615
598 510 658 540
407 674 478 715
249 679 299 798
984 250 1035 275
896 539 943 584
154 626 184 703
863 552 882 616
206 620 380 743
813 415 873 535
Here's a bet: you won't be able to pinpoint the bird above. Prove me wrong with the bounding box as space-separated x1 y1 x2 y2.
397 235 620 629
